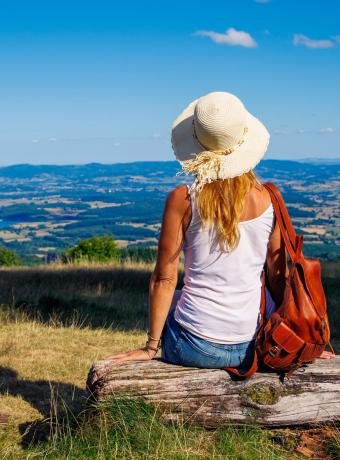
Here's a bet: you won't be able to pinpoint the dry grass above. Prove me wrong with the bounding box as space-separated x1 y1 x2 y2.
0 314 144 457
0 262 338 458
0 263 152 456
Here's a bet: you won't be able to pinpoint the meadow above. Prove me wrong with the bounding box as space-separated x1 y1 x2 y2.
0 262 339 459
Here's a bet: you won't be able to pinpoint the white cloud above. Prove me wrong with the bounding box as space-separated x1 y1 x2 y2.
113 142 121 147
273 129 288 135
255 0 271 3
32 139 39 143
194 27 258 48
274 127 335 135
49 137 57 142
319 127 334 133
293 34 335 49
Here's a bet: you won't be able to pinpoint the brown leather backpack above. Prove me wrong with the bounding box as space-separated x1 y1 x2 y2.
227 183 332 379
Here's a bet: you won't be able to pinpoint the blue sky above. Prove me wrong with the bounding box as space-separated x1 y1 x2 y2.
0 0 339 165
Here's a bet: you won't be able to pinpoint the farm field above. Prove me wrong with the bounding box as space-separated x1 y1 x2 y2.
0 160 339 264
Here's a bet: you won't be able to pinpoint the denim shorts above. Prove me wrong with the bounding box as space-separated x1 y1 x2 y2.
161 305 255 370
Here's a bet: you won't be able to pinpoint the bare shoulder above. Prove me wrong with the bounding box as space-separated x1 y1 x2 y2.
249 182 271 205
241 182 272 220
166 186 190 212
164 186 192 231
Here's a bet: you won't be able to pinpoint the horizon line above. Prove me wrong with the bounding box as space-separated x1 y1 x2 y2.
0 157 340 168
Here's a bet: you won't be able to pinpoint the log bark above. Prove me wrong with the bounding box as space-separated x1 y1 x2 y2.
87 357 340 428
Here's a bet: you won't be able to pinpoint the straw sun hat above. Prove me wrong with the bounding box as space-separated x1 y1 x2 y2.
171 91 270 191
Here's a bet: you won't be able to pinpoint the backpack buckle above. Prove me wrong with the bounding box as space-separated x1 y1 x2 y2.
269 346 281 357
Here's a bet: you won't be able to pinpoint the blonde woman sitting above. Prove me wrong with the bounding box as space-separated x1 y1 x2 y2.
107 92 295 368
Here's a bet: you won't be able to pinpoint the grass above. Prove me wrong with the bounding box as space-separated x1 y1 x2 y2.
22 399 294 459
0 312 144 457
0 261 338 459
0 262 153 330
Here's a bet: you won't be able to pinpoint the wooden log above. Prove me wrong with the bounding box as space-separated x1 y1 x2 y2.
87 357 340 428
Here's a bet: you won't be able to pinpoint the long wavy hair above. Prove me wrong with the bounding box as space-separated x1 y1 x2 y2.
195 171 258 251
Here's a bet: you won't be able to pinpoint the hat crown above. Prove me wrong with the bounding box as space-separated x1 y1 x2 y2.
194 92 247 151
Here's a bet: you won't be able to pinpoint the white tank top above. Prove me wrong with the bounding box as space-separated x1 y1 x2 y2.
174 187 275 344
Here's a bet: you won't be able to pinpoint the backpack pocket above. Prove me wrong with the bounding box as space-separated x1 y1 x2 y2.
263 321 305 370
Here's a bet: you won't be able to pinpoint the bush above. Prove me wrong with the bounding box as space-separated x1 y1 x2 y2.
0 246 20 266
61 235 120 264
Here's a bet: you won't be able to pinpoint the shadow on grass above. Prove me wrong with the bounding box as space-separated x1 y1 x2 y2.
0 266 158 330
0 366 87 448
0 266 338 337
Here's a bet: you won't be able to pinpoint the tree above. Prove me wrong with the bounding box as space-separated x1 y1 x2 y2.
62 235 120 264
0 246 21 266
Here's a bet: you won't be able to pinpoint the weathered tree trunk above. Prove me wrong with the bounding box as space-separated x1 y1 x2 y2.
87 357 340 428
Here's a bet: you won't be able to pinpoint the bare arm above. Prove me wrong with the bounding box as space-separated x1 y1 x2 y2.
147 186 191 349
105 186 190 362
266 219 289 306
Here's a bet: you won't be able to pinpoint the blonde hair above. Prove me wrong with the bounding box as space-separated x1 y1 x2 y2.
195 171 258 251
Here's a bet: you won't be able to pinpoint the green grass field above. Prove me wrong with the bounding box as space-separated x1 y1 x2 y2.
0 262 339 459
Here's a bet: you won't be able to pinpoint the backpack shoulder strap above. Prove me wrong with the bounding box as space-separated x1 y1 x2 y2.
263 183 302 261
226 184 301 379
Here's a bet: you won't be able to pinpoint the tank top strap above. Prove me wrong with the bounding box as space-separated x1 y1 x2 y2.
186 184 200 230
186 183 196 200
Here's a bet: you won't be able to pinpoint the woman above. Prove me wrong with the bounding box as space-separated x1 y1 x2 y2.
106 92 332 367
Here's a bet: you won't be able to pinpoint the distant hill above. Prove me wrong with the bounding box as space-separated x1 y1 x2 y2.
0 159 339 180
0 160 339 262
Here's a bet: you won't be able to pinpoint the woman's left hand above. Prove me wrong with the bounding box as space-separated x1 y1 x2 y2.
104 347 157 362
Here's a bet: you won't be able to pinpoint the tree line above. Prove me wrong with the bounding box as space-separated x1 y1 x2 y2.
0 235 158 266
